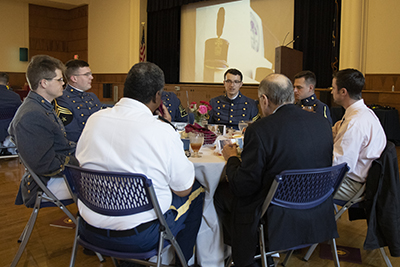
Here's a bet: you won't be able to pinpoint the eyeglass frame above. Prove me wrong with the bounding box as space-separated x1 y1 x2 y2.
73 72 93 77
224 79 242 85
45 77 64 82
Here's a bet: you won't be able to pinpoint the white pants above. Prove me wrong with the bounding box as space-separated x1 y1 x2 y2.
43 177 72 201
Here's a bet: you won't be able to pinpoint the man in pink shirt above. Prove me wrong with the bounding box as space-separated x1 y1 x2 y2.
331 68 386 200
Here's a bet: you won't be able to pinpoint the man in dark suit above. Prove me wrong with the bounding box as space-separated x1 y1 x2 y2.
214 73 334 267
0 72 21 155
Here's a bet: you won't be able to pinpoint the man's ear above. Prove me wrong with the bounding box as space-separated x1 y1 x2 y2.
70 75 77 83
40 79 47 88
340 87 348 96
260 94 268 107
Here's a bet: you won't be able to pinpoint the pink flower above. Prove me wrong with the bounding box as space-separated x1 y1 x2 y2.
198 105 208 115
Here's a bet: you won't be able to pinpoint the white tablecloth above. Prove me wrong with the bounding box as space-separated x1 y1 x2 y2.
189 146 227 267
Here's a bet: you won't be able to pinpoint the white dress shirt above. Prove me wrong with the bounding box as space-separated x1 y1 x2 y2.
332 99 386 183
76 97 195 230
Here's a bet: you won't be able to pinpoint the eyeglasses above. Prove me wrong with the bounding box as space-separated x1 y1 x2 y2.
73 72 93 77
225 80 242 85
45 77 64 82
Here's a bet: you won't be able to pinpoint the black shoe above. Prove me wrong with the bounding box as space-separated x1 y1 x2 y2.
267 255 275 267
82 248 96 256
0 148 11 156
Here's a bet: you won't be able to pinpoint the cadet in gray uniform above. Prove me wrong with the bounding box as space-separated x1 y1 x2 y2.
55 59 107 142
9 55 78 208
209 68 259 129
293 70 332 125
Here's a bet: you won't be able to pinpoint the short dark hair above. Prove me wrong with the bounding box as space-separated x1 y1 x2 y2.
65 59 90 80
333 69 364 100
294 70 316 87
224 68 243 82
123 62 165 104
0 72 9 85
26 55 65 91
259 74 294 105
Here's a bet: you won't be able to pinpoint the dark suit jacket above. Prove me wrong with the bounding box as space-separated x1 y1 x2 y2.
363 141 400 256
225 104 334 266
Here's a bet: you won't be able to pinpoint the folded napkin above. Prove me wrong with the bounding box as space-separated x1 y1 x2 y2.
185 123 217 145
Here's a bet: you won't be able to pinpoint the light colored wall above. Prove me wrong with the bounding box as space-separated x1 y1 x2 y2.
340 0 400 73
88 0 142 73
364 0 400 73
0 1 29 72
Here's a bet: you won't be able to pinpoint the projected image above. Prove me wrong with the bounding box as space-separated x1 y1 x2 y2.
198 0 273 83
181 0 294 84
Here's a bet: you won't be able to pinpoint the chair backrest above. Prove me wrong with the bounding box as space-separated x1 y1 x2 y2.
261 163 349 216
63 165 155 217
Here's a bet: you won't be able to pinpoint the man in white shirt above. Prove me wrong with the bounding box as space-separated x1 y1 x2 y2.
331 68 386 200
76 62 204 264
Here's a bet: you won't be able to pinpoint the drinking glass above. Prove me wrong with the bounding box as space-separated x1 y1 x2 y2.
189 132 204 158
238 121 248 133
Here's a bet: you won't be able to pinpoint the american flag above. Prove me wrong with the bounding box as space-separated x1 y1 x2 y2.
139 25 146 62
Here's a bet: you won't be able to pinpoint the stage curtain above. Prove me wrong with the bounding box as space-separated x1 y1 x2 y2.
147 0 206 83
294 0 341 88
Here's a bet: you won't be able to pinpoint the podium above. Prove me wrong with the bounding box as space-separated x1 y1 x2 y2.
275 46 303 81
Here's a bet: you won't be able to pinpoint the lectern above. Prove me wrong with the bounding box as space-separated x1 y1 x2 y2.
275 46 303 81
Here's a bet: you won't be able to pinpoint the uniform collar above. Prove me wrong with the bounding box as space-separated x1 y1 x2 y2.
225 91 242 102
27 90 54 111
66 84 84 94
299 93 317 105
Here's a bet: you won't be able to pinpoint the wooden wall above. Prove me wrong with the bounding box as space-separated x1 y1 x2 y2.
29 4 88 63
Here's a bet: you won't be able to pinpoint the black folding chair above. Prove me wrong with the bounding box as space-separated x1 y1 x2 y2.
10 154 76 267
304 142 395 267
225 163 349 267
63 164 188 267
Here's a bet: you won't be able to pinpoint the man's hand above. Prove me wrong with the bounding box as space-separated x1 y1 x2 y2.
155 103 172 122
222 143 238 161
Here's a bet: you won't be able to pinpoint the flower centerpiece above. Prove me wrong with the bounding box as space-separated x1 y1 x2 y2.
189 101 212 126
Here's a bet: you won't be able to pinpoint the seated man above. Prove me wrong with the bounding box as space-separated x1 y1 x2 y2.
209 68 259 129
214 74 334 267
162 90 194 123
332 68 386 201
55 59 106 142
293 70 332 124
76 62 205 264
9 55 78 208
0 72 21 155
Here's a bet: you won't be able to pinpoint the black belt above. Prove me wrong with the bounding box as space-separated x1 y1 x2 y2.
82 219 156 238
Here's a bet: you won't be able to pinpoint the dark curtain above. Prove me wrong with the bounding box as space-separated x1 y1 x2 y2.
147 0 206 83
147 7 181 83
294 0 341 88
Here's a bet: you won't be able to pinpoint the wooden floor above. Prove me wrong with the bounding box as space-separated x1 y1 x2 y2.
1 147 400 267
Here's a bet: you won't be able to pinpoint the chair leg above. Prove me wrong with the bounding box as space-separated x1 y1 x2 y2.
95 252 105 262
225 255 233 267
379 247 393 267
330 239 340 267
69 217 80 267
303 243 318 261
259 224 267 267
10 193 42 267
282 250 293 266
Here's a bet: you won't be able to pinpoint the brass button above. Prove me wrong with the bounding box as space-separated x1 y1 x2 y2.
27 182 30 186
28 190 31 193
81 114 84 116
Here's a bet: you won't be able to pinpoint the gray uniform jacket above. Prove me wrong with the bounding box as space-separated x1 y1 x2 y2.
9 91 77 208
